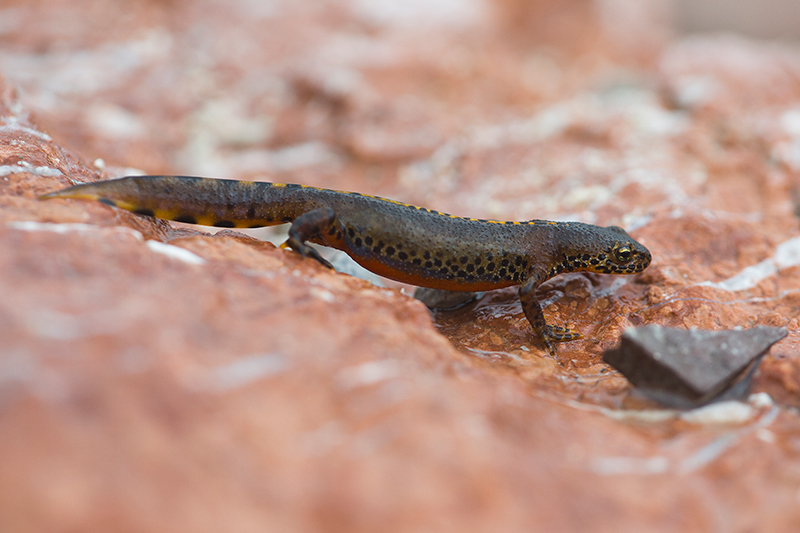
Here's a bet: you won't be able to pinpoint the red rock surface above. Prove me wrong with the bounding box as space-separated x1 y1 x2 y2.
2 0 800 531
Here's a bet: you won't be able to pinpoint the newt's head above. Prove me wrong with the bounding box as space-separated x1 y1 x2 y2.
551 223 651 277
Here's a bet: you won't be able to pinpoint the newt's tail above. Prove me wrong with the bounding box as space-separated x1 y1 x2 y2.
40 175 307 228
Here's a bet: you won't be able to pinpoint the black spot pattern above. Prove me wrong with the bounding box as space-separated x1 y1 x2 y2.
548 241 649 279
174 215 197 224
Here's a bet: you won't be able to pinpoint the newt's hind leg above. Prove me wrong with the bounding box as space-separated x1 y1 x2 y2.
283 207 336 269
519 272 582 357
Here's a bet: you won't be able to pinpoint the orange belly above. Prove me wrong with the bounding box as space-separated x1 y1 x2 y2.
350 253 517 292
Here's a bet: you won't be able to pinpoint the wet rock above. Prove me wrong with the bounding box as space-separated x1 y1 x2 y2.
603 326 788 407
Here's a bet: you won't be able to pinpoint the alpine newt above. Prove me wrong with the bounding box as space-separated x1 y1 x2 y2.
40 176 652 355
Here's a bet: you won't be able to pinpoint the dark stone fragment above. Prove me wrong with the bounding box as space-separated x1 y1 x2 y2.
414 287 481 310
603 325 787 408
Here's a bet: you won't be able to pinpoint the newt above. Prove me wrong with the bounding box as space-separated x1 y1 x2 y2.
40 175 652 355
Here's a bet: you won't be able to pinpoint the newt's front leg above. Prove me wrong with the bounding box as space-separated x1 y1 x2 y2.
519 269 582 356
282 207 337 269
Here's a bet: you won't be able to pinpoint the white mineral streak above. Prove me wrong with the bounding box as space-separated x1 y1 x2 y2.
336 359 402 390
7 220 143 239
699 235 800 291
0 119 53 141
200 353 288 393
0 160 62 177
145 240 206 265
592 398 779 476
8 220 204 265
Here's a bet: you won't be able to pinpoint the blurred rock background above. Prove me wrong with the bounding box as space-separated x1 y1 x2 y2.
3 1 800 531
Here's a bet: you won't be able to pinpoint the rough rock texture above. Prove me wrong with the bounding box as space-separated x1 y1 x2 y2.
2 0 800 532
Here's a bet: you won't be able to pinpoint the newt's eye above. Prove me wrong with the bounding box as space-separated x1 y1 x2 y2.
612 243 633 264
